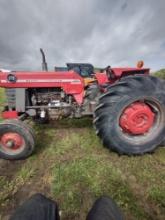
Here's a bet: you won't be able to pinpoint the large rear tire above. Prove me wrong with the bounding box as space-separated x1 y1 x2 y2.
94 75 165 155
0 120 35 160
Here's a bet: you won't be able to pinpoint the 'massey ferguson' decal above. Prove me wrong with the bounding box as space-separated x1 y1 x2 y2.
0 79 82 84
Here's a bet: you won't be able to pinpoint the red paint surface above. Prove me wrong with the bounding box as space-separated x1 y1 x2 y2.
0 67 150 105
0 70 85 104
120 102 155 135
1 132 23 150
95 68 149 84
2 111 18 119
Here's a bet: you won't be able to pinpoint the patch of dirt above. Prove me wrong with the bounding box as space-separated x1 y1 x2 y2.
1 161 52 219
0 159 25 181
0 159 26 219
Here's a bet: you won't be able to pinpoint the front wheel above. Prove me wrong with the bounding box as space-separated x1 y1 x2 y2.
94 75 165 155
0 120 35 160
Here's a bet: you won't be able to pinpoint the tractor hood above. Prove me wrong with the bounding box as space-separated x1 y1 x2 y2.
0 70 85 104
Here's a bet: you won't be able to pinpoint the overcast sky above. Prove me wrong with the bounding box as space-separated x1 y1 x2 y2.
0 0 165 71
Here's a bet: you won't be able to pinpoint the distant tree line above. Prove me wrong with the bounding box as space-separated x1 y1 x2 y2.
154 69 165 79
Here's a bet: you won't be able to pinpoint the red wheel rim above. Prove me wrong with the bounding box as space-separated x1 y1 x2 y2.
0 132 25 154
119 102 155 135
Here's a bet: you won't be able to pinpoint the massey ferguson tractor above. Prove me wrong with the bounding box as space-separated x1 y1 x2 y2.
0 49 164 160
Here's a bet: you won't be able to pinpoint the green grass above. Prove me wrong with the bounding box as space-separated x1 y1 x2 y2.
0 88 5 104
0 88 5 121
0 77 165 219
1 125 164 219
154 69 165 79
52 154 147 219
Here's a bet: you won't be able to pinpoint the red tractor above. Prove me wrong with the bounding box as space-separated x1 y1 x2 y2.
0 49 164 160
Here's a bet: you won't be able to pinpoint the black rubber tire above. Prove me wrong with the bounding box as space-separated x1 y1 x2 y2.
83 84 101 113
0 120 35 160
85 84 101 101
94 75 165 155
6 119 35 143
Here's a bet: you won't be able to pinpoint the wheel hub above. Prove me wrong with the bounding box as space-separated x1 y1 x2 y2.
119 102 155 135
5 140 15 148
0 133 23 150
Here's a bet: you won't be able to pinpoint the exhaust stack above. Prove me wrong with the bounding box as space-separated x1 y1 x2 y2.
40 48 48 71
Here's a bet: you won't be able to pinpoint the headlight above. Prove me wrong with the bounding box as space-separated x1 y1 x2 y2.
7 74 17 83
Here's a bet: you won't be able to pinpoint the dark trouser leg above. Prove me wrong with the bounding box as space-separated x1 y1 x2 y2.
10 193 60 220
86 196 124 220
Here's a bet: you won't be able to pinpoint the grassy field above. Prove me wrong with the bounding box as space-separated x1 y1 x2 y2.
0 87 165 220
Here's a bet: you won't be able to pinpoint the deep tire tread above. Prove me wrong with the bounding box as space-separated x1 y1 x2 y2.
94 75 165 155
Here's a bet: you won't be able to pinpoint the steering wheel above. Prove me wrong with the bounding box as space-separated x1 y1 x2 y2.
106 66 116 80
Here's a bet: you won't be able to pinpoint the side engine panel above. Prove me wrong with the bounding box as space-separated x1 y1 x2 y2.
29 88 74 120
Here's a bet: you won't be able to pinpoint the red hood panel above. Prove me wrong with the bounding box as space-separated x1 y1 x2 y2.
0 70 84 94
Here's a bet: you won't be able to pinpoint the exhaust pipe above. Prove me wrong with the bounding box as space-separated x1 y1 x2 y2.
40 48 48 71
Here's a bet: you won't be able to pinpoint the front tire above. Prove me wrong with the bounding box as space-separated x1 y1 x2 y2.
0 120 35 160
94 75 165 155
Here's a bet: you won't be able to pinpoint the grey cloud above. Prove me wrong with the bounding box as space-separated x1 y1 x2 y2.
0 0 165 71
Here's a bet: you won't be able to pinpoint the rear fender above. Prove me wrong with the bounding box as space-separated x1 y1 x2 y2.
120 68 150 78
95 73 110 85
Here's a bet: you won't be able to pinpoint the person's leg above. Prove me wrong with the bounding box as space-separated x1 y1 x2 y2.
10 193 60 220
86 196 124 220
